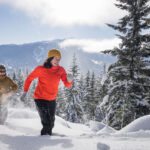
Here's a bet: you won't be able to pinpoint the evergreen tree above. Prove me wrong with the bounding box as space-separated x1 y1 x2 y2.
78 74 87 122
88 72 97 120
9 69 19 107
25 80 37 108
12 69 17 83
84 71 97 121
64 54 84 123
83 70 91 119
101 0 150 129
25 65 29 78
15 68 25 106
56 86 66 118
95 63 108 122
17 68 24 92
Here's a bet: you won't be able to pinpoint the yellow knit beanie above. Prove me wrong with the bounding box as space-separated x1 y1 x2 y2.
47 49 61 59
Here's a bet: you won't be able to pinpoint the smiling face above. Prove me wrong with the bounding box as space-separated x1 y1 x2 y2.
51 56 61 66
0 68 6 76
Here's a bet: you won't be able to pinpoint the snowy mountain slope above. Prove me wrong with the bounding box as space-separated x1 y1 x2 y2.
0 107 150 150
0 39 116 75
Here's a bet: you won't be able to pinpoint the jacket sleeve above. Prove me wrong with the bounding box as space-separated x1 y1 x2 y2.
24 66 40 92
61 67 73 88
7 77 18 93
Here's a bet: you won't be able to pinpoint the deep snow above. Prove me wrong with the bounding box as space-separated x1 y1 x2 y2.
0 107 150 150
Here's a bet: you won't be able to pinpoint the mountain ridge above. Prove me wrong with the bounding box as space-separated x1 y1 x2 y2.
0 39 116 76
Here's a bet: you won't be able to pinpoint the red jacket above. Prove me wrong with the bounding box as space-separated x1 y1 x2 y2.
24 65 72 100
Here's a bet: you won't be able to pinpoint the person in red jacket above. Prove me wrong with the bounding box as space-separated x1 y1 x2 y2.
21 49 73 136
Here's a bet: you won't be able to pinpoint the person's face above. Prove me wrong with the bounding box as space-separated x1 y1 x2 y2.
0 69 6 76
51 56 61 66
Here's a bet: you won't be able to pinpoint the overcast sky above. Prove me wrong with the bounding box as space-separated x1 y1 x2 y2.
0 0 149 53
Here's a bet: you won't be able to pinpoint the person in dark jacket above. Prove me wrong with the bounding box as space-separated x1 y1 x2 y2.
0 65 18 124
21 49 73 136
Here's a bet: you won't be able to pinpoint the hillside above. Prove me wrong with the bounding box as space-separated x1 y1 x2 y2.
0 39 116 75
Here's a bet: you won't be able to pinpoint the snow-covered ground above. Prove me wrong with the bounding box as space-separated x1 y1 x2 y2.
0 107 150 150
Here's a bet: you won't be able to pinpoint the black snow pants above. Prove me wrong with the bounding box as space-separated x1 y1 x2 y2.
34 99 56 135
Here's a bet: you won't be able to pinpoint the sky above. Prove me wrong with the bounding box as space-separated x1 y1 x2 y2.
0 0 149 53
0 106 150 150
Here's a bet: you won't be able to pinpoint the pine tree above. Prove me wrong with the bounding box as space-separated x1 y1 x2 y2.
101 0 150 129
84 71 97 121
9 70 18 107
95 63 108 122
78 74 88 122
83 70 91 119
88 72 97 120
64 54 84 123
17 68 24 92
85 70 90 87
25 80 37 108
25 65 29 78
15 68 25 106
56 86 66 118
12 69 17 83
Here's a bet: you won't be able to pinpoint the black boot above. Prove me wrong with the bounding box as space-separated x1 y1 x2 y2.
41 127 52 136
47 128 52 136
41 127 48 135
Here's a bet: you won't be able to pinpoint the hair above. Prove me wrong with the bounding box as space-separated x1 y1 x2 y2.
43 57 54 68
0 65 6 72
0 64 6 70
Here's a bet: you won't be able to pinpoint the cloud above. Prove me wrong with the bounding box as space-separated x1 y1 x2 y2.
0 0 126 27
91 59 103 65
59 38 121 53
